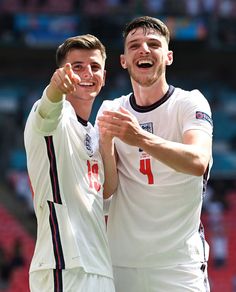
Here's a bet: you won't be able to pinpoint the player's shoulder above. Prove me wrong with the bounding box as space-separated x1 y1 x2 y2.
175 87 203 98
174 87 208 105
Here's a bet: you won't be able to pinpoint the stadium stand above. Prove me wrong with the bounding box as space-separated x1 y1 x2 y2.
0 204 34 292
203 188 236 292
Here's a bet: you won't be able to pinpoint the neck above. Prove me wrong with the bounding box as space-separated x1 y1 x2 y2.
66 95 94 121
132 79 169 106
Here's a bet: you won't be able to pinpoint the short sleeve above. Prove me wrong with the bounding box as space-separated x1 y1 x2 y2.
181 89 213 137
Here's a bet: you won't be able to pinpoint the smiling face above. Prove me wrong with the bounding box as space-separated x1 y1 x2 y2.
64 48 106 101
120 27 173 87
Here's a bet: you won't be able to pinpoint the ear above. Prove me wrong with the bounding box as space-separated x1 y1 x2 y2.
166 50 173 66
120 54 127 69
102 70 106 86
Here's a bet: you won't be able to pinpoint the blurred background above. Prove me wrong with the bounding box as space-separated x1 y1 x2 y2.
0 0 236 291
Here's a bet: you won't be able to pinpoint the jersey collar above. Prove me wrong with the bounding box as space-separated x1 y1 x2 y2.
130 85 175 113
76 115 88 126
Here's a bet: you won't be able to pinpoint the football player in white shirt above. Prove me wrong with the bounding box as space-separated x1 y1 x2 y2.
97 16 212 292
24 35 115 292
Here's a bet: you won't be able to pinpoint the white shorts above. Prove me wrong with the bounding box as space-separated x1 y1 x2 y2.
113 263 210 292
29 268 115 292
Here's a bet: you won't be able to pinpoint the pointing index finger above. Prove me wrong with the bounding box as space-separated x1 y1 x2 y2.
64 63 81 83
64 63 72 74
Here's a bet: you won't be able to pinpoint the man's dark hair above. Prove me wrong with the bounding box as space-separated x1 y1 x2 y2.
56 34 106 67
123 16 170 44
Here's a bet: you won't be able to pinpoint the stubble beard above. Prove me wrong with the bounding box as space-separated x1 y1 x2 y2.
128 64 165 87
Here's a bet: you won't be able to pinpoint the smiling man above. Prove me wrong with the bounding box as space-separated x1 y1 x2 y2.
97 16 213 292
24 35 115 292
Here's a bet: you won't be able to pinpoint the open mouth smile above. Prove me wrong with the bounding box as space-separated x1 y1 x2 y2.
136 59 154 68
79 81 95 87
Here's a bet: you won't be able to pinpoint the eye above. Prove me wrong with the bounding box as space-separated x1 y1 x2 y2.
91 64 102 71
72 64 82 72
128 43 139 50
148 41 161 48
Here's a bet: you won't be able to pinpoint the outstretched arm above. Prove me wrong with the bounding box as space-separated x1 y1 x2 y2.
98 107 212 177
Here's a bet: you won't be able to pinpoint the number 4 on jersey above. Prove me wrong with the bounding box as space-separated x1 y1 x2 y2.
87 160 101 191
139 158 154 184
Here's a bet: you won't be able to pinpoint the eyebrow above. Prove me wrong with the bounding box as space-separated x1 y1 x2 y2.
71 61 102 67
71 61 83 65
127 38 162 45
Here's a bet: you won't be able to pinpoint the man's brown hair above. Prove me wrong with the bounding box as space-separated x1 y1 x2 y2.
56 34 106 67
123 16 170 44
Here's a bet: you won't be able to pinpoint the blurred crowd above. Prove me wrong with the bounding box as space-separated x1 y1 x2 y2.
0 0 236 16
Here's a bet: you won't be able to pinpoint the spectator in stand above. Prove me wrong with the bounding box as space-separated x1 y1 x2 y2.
82 0 108 16
9 238 25 270
144 0 165 14
211 225 228 268
0 245 11 290
232 273 236 292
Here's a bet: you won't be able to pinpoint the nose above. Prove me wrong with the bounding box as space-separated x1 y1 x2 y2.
82 66 93 79
139 42 150 54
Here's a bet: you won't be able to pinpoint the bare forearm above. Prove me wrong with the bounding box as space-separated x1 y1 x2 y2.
138 130 211 176
100 142 118 199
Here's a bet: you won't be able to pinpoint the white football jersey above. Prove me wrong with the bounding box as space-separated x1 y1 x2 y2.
96 85 213 268
24 91 113 279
